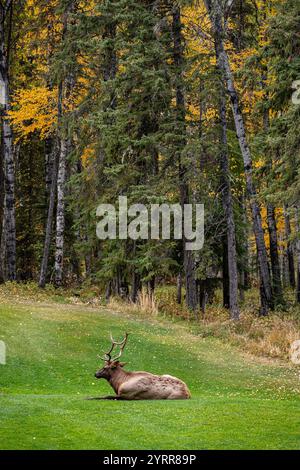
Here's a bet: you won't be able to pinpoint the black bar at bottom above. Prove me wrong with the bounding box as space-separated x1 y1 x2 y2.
0 450 298 466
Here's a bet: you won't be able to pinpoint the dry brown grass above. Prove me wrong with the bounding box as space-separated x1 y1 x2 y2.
137 288 159 316
154 286 300 362
108 288 159 317
200 312 299 360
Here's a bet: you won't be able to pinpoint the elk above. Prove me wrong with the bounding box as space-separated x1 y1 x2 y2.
94 333 191 400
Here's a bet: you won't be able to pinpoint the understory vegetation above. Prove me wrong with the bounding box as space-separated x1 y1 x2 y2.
1 282 299 361
111 287 300 361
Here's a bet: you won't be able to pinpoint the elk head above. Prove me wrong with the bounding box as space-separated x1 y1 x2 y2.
95 332 129 380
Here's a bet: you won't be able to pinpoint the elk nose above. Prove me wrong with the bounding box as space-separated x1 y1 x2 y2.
94 373 97 378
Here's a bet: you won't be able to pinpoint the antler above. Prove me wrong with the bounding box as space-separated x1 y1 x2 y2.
101 332 129 362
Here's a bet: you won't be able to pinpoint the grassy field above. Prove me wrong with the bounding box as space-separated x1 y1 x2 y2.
0 297 299 450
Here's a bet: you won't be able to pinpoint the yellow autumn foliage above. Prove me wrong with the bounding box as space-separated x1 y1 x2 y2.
81 144 96 167
8 86 57 140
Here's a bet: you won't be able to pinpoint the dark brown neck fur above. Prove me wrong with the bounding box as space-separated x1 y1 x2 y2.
108 367 132 394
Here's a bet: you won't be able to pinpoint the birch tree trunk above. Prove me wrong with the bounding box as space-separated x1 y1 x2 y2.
54 3 75 287
2 97 16 281
0 2 16 281
204 0 273 312
54 132 69 287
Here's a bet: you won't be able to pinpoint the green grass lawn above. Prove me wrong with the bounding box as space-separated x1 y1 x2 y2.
0 300 299 450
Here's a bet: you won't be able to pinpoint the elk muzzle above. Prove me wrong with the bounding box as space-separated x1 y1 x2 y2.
95 367 106 379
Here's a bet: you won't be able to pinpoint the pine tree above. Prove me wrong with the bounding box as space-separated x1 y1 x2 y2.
263 0 300 302
172 4 197 313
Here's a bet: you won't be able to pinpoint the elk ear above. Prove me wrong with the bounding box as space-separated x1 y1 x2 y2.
119 362 127 368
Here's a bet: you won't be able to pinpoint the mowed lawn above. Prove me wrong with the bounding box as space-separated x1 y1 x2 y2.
0 300 299 450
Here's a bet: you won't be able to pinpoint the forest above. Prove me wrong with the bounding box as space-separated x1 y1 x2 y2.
0 0 300 323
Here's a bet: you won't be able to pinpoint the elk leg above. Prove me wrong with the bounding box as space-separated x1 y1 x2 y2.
103 395 127 400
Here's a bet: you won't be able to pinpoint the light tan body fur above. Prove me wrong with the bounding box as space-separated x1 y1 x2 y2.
112 370 191 400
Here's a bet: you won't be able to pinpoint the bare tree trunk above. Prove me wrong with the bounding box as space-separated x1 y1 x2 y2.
0 209 5 283
199 281 208 314
240 194 250 296
295 207 300 304
147 277 155 299
130 271 141 303
85 250 91 277
267 204 283 304
184 249 197 311
217 51 240 319
262 80 283 305
239 272 245 302
0 141 5 283
204 0 273 312
172 6 197 314
39 147 58 288
45 137 54 194
259 274 268 316
176 272 182 304
105 281 112 302
0 215 5 281
283 205 295 289
222 237 230 308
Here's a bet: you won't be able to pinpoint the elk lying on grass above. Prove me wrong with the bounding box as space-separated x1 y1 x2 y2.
94 333 191 400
